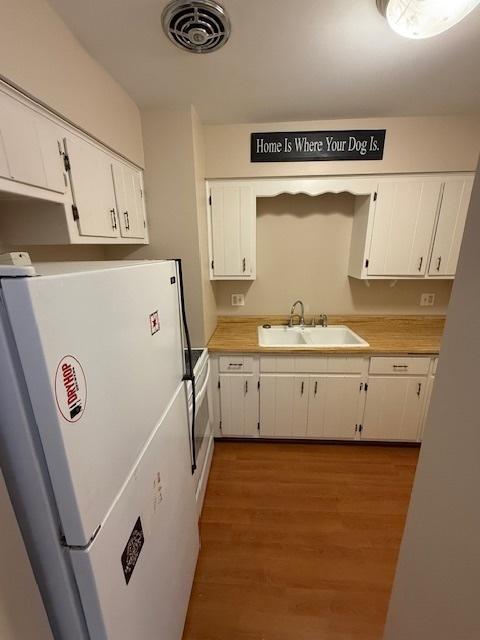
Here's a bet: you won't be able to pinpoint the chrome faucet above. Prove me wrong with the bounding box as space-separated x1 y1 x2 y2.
318 313 328 327
289 300 305 327
311 313 328 327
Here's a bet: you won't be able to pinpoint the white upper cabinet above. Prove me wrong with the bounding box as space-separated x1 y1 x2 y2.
208 183 256 280
112 162 146 239
0 83 148 245
367 179 442 277
0 91 65 192
64 135 119 238
428 177 474 277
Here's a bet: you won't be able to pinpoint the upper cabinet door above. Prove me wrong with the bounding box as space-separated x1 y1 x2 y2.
209 184 255 279
367 180 442 277
35 117 68 194
0 92 46 188
64 135 119 238
112 163 145 239
428 178 474 277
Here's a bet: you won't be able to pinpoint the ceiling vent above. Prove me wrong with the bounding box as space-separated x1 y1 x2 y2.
162 0 231 53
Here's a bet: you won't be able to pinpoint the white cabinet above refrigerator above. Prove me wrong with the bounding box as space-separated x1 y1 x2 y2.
0 81 149 245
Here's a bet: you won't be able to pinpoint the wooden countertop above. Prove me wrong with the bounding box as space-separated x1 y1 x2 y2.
207 315 445 355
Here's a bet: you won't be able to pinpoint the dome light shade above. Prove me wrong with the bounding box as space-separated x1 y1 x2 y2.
377 0 480 39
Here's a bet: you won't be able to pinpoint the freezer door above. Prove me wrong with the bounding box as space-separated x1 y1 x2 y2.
1 261 184 546
70 386 199 640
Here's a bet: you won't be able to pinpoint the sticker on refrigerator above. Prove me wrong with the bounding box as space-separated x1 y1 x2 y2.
121 517 145 585
55 355 87 423
149 310 160 335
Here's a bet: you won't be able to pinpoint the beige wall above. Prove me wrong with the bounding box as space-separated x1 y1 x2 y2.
214 193 452 317
106 107 216 346
205 115 480 179
0 470 53 640
192 108 217 341
384 166 480 639
0 0 143 166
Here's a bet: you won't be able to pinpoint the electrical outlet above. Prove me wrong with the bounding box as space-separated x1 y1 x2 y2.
231 294 245 306
420 293 435 306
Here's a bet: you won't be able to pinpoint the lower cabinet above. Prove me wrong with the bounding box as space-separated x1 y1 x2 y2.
219 374 259 437
307 376 365 439
259 376 308 437
211 353 434 443
362 376 426 441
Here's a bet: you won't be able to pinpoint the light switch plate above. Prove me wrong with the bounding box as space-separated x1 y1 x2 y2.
231 294 245 306
420 293 435 306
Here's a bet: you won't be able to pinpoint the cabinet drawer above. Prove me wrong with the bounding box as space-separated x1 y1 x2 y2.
219 356 254 373
369 357 430 376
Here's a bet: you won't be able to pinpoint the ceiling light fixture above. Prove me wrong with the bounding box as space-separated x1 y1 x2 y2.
377 0 480 39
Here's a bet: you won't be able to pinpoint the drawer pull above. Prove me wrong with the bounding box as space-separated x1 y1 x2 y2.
228 363 243 368
393 365 409 370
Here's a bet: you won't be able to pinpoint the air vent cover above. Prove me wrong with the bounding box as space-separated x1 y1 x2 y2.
162 0 231 53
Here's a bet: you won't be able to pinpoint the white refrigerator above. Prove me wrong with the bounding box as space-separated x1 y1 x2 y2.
0 260 200 639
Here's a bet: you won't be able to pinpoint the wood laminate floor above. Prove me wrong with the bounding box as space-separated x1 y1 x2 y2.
183 441 419 640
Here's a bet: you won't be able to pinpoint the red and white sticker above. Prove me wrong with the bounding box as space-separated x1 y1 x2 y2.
149 311 160 335
55 355 87 423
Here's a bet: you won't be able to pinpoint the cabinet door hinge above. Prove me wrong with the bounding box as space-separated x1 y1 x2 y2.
365 258 369 268
63 154 71 172
373 191 377 202
71 204 79 221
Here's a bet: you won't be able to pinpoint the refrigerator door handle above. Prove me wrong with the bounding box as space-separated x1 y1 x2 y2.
175 259 197 474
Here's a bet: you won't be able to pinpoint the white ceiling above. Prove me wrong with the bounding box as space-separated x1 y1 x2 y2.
48 0 480 124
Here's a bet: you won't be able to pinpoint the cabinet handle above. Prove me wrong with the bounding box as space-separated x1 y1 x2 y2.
417 382 422 396
242 257 246 272
436 256 442 272
314 381 318 396
301 381 304 396
393 365 408 370
124 211 130 230
245 380 248 394
418 256 423 272
228 363 242 369
110 208 117 230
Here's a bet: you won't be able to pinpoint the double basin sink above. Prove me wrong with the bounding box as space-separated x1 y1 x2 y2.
258 324 369 348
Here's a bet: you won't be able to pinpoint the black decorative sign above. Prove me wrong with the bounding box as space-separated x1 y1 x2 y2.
251 130 386 163
121 517 145 585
